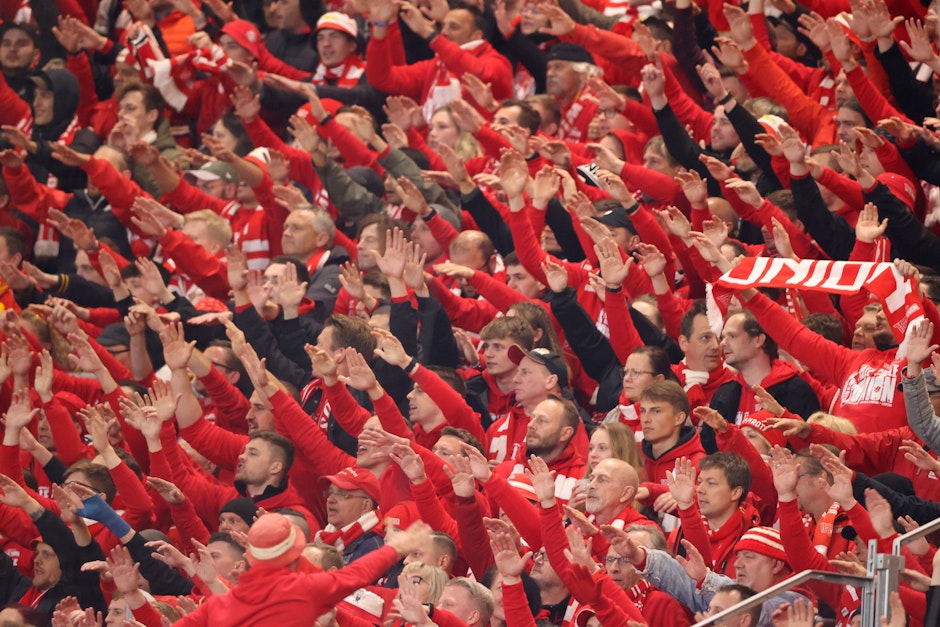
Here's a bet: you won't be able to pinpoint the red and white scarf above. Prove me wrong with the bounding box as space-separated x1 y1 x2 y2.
805 502 843 556
625 580 653 611
311 56 365 87
712 259 925 357
315 510 380 550
422 40 485 121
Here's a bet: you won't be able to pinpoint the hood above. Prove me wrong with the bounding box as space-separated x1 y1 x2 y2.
32 68 80 140
641 425 703 462
230 564 294 604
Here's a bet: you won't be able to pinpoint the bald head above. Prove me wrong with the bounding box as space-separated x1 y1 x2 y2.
95 145 128 172
585 459 639 522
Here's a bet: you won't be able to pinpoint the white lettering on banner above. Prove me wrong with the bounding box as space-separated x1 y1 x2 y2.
839 363 900 408
489 418 509 463
720 256 771 286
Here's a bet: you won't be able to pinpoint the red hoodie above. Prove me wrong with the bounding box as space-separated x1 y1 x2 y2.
640 426 706 505
175 546 401 627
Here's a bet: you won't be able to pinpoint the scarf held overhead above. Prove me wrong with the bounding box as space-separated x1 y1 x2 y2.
712 259 924 357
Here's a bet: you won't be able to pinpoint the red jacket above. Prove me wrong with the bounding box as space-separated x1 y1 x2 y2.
366 26 512 116
747 292 908 433
640 427 705 505
176 546 401 627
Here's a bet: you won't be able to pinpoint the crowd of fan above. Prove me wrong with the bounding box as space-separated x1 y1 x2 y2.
5 0 940 625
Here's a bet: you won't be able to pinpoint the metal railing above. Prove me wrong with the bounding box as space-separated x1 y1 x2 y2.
692 570 873 627
692 517 940 627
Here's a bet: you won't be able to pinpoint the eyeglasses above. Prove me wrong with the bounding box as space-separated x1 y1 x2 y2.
533 549 547 561
106 348 130 356
600 108 618 119
605 556 629 567
409 576 425 585
323 488 370 500
623 368 655 379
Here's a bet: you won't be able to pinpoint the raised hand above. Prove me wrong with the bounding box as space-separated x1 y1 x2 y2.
488 525 532 580
146 476 185 505
657 205 693 240
499 148 530 201
769 445 800 501
375 227 411 279
371 327 412 369
666 456 697 510
594 237 631 288
855 202 888 244
526 454 557 505
389 443 427 484
636 243 667 278
337 348 380 393
540 259 569 293
676 539 709 582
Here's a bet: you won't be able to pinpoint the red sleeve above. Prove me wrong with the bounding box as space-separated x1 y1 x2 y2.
619 161 689 215
323 381 372 437
411 365 486 444
843 64 910 126
405 127 446 172
424 212 459 252
630 205 677 284
161 176 233 216
777 498 842 610
178 417 248 471
622 98 659 138
409 479 461 548
818 167 865 212
428 277 502 333
428 38 514 100
104 388 150 474
656 289 690 340
255 48 312 81
788 423 903 479
745 290 854 387
365 31 430 100
539 501 573 580
2 163 70 223
124 598 166 627
319 117 381 171
504 208 590 288
676 500 715 567
473 125 512 161
66 52 98 127
740 43 837 147
0 445 59 513
108 461 154 530
268 389 354 474
468 270 528 313
715 425 777 525
604 287 643 364
801 0 850 16
198 368 249 435
42 396 89 466
453 493 494 576
82 156 152 229
483 471 543 549
371 390 414 440
241 115 319 188
151 444 211 548
592 572 646 625
501 580 538 627
661 58 713 145
565 23 647 77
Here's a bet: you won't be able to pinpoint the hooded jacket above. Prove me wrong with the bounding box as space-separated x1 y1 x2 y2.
640 426 706 505
25 68 99 193
704 359 820 453
176 546 400 627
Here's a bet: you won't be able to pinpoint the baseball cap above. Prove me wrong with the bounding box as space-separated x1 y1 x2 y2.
593 206 637 236
320 467 381 503
546 42 595 66
316 12 358 39
220 20 262 59
184 160 238 184
507 345 569 389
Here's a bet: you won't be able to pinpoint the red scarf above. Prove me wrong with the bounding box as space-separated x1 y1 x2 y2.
19 586 48 608
803 502 844 556
625 580 653 611
311 56 365 87
305 249 331 276
615 392 642 436
714 259 925 358
315 511 381 550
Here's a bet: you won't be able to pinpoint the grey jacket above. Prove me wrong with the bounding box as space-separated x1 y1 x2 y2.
639 548 809 627
903 369 940 452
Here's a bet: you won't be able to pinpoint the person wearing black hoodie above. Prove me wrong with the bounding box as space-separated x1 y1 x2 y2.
19 68 100 193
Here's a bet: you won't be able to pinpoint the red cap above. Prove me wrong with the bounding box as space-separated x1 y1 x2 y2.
320 466 381 503
877 172 916 210
221 20 262 59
